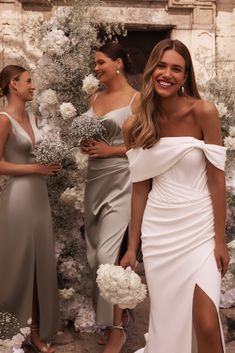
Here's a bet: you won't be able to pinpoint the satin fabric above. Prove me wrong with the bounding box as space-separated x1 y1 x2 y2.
127 137 226 353
84 102 133 326
0 112 59 339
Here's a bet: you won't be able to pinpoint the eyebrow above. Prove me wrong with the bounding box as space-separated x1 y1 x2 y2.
158 61 184 70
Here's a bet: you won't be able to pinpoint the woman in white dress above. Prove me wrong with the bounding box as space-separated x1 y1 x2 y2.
121 39 229 353
80 42 140 353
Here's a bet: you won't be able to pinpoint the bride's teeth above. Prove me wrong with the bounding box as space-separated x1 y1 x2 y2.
159 81 171 87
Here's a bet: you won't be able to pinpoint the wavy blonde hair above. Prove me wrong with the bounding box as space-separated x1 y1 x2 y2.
129 39 201 149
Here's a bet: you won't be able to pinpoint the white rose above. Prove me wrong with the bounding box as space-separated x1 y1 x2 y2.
82 74 99 95
39 89 58 106
41 29 70 56
59 102 76 120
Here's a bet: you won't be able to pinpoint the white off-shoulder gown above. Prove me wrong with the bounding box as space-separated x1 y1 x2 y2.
126 137 226 353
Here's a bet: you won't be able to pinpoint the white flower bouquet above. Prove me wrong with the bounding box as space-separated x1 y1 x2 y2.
96 264 147 309
59 102 77 120
71 113 107 143
34 137 69 164
82 74 99 95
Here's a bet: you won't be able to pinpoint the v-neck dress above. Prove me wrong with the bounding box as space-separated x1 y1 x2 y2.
126 137 226 353
84 95 137 326
0 111 59 339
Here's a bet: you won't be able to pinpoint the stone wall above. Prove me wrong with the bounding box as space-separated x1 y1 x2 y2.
0 0 234 76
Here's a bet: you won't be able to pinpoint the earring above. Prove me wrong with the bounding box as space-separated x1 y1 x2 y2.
179 85 185 96
116 69 120 75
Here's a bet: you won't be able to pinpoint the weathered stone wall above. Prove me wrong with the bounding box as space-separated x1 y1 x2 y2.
0 0 234 77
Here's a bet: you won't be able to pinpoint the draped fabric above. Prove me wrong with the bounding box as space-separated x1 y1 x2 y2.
0 112 59 339
127 137 226 353
84 97 137 326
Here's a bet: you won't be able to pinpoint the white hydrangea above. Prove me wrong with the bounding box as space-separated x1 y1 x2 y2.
229 126 235 137
59 102 77 120
82 74 99 95
96 264 147 309
224 136 235 149
41 29 70 56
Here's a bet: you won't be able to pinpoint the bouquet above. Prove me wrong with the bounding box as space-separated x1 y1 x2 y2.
71 113 107 143
96 264 147 309
34 137 69 164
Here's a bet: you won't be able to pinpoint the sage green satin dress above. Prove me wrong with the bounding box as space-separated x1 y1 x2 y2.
84 95 136 326
0 111 59 339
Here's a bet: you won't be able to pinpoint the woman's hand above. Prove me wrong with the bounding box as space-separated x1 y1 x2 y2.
214 241 230 277
120 249 137 271
81 139 112 158
34 163 62 176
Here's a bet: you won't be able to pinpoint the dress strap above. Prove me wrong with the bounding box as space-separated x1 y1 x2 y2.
129 92 139 106
0 111 15 127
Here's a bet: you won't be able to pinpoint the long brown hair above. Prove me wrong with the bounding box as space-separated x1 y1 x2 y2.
129 39 201 149
0 65 27 97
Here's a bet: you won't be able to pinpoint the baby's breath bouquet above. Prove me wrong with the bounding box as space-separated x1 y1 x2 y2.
34 137 69 164
96 264 147 309
71 113 107 144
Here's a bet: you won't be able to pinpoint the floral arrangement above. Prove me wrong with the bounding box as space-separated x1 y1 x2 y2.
224 126 235 150
71 113 106 143
0 312 31 353
82 74 99 95
96 264 147 309
28 0 127 333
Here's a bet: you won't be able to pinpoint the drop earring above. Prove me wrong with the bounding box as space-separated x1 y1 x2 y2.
116 69 120 75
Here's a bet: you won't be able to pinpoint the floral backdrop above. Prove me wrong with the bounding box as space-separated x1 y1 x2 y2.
0 0 234 350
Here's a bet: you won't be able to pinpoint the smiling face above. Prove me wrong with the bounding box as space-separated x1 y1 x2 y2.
94 51 120 84
152 49 186 98
11 71 35 102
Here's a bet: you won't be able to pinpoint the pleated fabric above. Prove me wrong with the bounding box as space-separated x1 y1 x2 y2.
0 112 59 339
126 137 226 353
84 100 136 326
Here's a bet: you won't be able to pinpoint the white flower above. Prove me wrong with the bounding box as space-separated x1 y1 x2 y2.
82 74 99 95
13 348 24 353
59 103 77 120
20 327 30 336
41 29 70 56
215 102 228 117
27 318 32 325
96 264 147 309
59 287 76 300
11 333 24 349
39 89 58 106
224 136 235 149
229 126 235 137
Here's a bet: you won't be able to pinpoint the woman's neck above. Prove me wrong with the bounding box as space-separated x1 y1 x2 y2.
156 94 184 118
5 96 26 121
105 75 130 93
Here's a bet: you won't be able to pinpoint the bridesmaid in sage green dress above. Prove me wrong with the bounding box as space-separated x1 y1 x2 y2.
0 65 60 353
81 43 140 353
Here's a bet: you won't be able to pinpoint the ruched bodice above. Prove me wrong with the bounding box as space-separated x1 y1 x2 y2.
127 137 226 353
0 111 59 339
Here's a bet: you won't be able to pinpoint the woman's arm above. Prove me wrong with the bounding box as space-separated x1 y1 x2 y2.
0 115 61 176
121 179 151 270
194 101 229 276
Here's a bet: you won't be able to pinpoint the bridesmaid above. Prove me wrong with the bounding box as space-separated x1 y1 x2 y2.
81 42 140 353
0 65 60 353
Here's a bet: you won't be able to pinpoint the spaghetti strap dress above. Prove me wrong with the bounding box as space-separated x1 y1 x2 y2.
84 93 138 326
126 136 226 353
0 111 59 339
